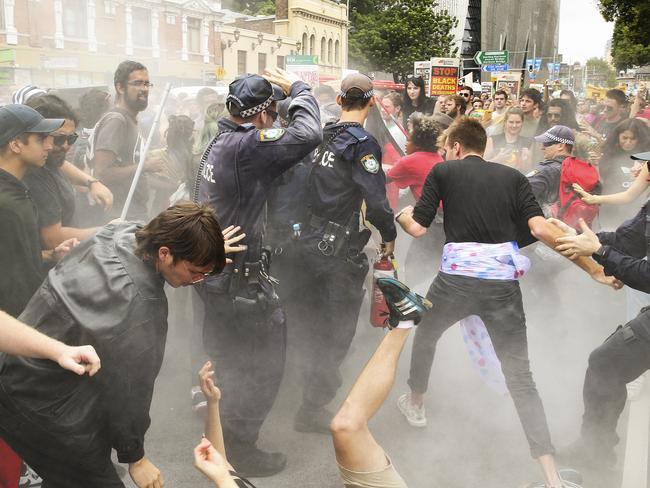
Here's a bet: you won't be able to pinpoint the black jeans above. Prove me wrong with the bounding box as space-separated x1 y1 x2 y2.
408 272 555 459
0 385 123 488
581 310 650 449
296 245 369 409
199 281 287 446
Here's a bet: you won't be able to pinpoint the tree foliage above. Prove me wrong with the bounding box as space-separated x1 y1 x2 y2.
223 0 276 16
348 0 457 82
598 0 650 68
586 57 618 88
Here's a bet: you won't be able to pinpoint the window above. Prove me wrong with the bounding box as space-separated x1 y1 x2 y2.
320 37 326 62
0 1 5 30
104 0 117 16
63 0 87 38
237 50 247 75
188 17 201 53
132 7 151 46
309 34 315 55
335 40 340 65
277 55 285 70
258 53 267 74
328 39 333 64
301 33 307 55
166 14 176 25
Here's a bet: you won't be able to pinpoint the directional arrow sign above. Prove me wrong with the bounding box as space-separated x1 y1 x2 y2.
481 64 509 72
473 50 509 66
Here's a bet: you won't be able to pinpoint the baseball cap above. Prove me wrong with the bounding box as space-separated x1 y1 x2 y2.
226 74 286 118
534 125 575 145
340 73 374 99
631 151 650 161
0 104 64 146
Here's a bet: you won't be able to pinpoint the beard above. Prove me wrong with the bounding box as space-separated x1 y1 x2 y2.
126 93 148 112
47 149 67 167
447 108 458 119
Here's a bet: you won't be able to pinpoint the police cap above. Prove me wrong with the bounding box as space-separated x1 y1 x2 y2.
226 74 286 118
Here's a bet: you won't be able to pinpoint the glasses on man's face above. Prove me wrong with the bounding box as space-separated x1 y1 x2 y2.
460 92 470 98
127 80 154 89
265 108 279 122
52 133 78 146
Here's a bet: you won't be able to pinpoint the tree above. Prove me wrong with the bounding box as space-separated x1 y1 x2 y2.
348 0 457 82
598 0 650 68
585 57 618 88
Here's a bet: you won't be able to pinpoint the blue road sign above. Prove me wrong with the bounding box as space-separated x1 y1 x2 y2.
482 64 509 72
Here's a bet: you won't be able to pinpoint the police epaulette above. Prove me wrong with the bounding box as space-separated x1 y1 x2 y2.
346 126 368 142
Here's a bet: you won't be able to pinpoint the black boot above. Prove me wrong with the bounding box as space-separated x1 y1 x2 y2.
227 441 287 478
293 405 333 434
556 437 616 469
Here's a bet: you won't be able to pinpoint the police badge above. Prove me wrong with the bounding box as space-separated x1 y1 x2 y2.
360 154 380 174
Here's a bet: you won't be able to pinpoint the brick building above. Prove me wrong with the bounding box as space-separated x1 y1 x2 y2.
0 0 304 91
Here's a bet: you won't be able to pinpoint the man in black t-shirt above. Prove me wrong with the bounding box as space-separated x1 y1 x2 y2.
394 118 620 488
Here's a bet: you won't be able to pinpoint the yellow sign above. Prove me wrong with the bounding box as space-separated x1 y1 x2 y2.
215 66 227 80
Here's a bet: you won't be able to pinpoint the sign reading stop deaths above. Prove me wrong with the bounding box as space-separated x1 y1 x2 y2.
429 57 459 97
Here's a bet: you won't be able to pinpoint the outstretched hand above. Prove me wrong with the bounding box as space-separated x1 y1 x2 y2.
590 267 624 290
572 183 598 204
193 438 235 486
554 218 600 260
222 225 246 264
199 361 221 404
263 67 302 95
57 345 101 376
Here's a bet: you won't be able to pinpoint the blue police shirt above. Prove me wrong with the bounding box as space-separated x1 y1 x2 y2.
198 81 322 265
306 122 396 243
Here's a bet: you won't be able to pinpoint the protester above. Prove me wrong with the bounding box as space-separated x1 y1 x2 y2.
394 117 620 488
293 73 396 436
401 76 434 124
484 107 532 171
519 88 543 137
593 89 629 140
0 202 228 488
87 60 161 221
0 104 79 317
196 67 321 477
23 94 113 250
444 94 467 121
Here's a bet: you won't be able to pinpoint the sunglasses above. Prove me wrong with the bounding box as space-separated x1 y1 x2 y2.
52 133 78 146
460 93 471 98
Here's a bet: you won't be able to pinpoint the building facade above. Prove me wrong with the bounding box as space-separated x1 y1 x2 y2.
0 0 341 92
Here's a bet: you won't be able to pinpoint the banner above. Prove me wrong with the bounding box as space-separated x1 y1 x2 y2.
413 60 431 96
429 57 460 97
494 72 521 98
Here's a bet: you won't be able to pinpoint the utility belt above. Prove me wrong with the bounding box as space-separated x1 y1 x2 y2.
309 212 371 260
229 248 280 321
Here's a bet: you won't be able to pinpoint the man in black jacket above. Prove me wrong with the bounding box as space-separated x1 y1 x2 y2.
552 156 650 467
0 202 226 488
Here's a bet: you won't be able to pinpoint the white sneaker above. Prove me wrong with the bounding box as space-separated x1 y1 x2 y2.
397 392 427 427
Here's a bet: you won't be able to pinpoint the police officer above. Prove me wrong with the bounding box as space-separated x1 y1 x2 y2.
293 73 397 433
196 67 321 477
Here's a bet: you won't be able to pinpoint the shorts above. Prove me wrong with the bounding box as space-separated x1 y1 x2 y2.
338 456 408 488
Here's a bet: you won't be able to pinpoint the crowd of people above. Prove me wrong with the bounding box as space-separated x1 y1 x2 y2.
0 57 649 488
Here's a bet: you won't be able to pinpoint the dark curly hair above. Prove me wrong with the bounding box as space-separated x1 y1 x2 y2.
409 114 441 153
602 118 650 159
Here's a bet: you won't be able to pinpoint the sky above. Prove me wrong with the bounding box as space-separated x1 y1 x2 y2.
558 0 614 64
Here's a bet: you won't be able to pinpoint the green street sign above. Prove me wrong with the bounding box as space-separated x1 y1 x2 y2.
473 50 509 65
286 55 318 65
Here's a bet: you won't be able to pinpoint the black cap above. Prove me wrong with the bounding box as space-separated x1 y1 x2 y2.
0 104 64 146
226 74 286 118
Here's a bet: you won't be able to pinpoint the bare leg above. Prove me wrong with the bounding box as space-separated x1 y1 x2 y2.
330 328 411 472
538 455 563 487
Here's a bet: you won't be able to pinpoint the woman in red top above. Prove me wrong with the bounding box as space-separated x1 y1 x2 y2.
387 115 444 291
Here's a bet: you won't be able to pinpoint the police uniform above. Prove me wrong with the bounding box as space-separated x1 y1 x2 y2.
196 74 321 474
527 155 564 210
294 75 397 428
566 195 650 463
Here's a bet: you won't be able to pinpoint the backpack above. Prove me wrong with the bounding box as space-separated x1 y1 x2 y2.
550 156 601 230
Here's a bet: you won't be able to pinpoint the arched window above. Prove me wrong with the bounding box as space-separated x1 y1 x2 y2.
320 37 326 63
301 33 307 55
335 40 340 65
309 34 315 55
328 39 333 64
